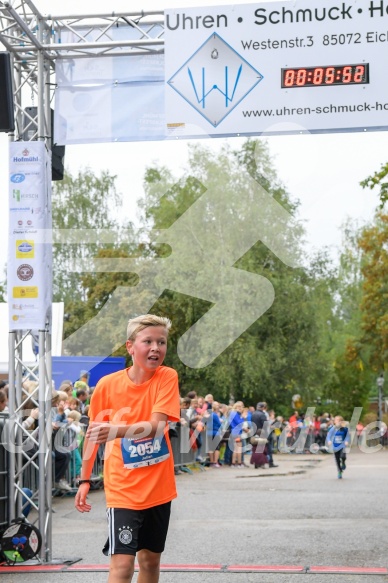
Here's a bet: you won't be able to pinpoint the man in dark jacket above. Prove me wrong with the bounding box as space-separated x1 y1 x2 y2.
251 402 267 433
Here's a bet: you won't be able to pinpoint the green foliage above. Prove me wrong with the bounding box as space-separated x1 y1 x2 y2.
137 140 333 411
52 168 138 343
361 163 388 209
0 278 5 302
357 212 388 370
52 168 123 303
60 141 377 418
321 216 384 417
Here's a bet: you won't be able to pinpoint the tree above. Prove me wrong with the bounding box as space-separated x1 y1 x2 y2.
64 140 370 416
52 168 122 304
361 163 388 208
357 212 388 371
137 140 333 409
318 220 375 417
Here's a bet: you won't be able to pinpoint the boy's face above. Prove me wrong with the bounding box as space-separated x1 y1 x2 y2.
126 325 168 371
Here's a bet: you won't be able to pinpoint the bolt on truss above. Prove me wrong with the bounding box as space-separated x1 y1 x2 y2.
0 0 166 563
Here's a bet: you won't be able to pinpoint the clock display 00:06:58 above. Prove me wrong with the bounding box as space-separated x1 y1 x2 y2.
281 63 370 88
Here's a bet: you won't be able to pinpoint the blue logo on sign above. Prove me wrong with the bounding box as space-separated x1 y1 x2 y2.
167 32 263 127
11 173 25 183
18 242 33 253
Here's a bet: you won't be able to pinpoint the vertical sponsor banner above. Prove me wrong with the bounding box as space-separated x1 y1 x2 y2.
8 141 52 331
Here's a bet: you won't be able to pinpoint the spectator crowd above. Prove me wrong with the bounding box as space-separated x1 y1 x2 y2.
0 376 386 497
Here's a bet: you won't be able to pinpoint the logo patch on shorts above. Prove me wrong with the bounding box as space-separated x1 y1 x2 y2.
118 526 133 545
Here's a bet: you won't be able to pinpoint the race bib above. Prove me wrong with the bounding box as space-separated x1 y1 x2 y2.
121 435 170 469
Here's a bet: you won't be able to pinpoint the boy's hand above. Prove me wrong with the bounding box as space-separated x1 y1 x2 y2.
75 483 91 513
87 422 118 443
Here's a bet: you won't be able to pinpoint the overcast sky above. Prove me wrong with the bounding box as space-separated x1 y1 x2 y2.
1 0 385 277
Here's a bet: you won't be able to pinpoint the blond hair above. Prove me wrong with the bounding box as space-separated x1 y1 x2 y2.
67 410 81 422
126 314 171 341
334 415 346 427
52 390 69 405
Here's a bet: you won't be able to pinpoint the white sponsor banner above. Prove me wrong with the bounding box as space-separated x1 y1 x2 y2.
8 141 52 331
165 0 388 137
54 25 165 144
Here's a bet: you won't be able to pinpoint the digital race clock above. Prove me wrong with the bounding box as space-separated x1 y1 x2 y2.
281 64 370 88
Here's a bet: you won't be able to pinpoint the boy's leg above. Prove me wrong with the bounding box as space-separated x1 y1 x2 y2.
334 451 342 477
108 554 135 583
137 549 162 583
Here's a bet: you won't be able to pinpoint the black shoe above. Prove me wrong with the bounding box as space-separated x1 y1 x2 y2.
269 464 278 468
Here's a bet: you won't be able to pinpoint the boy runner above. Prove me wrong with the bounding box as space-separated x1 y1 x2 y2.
327 415 350 479
75 314 180 583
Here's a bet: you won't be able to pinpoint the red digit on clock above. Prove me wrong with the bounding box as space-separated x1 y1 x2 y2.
284 69 295 87
342 66 352 83
325 67 335 84
354 65 365 83
296 69 307 86
313 68 324 85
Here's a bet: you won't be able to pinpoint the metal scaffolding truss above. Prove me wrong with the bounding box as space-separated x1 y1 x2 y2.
0 0 166 563
0 2 164 62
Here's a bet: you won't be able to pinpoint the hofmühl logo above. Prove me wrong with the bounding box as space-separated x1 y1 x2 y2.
17 264 34 281
13 149 39 162
167 32 263 127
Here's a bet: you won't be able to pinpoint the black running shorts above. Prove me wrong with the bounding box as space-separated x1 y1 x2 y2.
103 502 171 556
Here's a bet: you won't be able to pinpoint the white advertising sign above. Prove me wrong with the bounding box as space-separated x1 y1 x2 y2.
54 25 165 144
8 141 52 331
165 0 388 137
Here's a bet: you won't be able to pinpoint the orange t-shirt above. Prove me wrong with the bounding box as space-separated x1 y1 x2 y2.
88 366 180 510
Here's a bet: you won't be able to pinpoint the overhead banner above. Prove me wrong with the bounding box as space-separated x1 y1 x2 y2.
54 1 388 143
165 0 388 137
8 141 52 331
54 24 165 144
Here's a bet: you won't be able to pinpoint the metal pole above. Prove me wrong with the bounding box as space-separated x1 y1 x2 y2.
7 333 16 522
378 382 382 426
38 329 52 562
14 333 23 519
45 332 53 562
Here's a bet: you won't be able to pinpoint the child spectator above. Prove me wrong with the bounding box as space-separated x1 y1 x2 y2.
51 390 72 491
206 401 222 467
229 401 245 468
67 410 84 484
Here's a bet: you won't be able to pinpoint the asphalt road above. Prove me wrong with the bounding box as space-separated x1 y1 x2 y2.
1 447 387 583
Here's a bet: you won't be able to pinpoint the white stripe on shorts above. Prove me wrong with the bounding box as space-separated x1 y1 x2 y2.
107 508 115 555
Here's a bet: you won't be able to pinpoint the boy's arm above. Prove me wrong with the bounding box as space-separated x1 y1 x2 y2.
86 412 168 444
74 434 99 513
